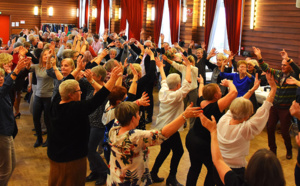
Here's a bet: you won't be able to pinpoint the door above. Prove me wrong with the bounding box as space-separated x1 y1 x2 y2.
0 15 10 45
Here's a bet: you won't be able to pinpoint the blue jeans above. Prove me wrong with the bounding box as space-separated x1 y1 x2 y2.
87 127 108 175
33 96 51 143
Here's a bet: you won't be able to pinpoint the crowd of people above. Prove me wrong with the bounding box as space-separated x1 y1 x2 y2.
0 25 300 186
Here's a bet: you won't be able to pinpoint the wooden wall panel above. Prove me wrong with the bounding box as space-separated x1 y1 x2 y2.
41 0 78 25
0 0 78 35
0 0 40 34
241 0 300 69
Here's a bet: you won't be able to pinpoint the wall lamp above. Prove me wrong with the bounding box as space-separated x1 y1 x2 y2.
119 8 121 19
77 8 79 17
48 7 53 16
199 0 206 26
250 0 257 29
151 7 155 21
183 7 187 22
93 8 97 18
34 6 38 16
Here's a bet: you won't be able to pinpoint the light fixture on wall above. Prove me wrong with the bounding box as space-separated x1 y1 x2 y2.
119 8 121 19
250 0 257 29
183 6 187 22
77 8 79 17
151 7 155 21
93 8 97 18
34 6 38 16
48 7 53 16
199 0 206 26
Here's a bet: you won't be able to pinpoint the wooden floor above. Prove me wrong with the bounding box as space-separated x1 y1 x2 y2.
8 91 298 186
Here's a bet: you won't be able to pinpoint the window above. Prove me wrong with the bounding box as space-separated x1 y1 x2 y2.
207 0 229 61
99 0 105 36
158 0 172 47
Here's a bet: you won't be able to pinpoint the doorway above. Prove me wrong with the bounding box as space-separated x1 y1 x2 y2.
0 15 10 45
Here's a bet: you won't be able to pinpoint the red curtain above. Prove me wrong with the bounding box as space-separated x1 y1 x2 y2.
121 0 144 40
224 0 242 54
84 0 89 27
154 0 165 44
204 0 217 50
168 0 180 44
103 0 109 29
96 0 102 34
95 0 109 34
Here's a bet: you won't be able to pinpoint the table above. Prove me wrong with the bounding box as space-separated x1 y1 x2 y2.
255 86 270 104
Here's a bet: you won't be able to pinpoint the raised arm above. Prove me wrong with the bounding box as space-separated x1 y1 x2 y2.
217 80 238 112
182 55 192 83
243 73 261 99
156 57 166 81
197 74 204 98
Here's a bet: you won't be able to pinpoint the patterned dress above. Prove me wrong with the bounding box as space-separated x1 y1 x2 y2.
107 124 167 186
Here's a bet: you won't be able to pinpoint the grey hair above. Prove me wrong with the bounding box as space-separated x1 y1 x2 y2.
86 37 93 45
91 65 107 81
166 73 181 89
229 97 253 120
105 59 116 72
63 49 77 59
14 42 24 48
109 48 117 55
59 79 79 101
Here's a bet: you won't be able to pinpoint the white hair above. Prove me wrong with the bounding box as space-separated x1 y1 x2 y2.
229 97 253 120
166 73 181 89
59 80 79 101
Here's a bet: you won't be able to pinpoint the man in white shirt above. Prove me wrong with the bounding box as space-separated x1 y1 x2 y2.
150 56 192 186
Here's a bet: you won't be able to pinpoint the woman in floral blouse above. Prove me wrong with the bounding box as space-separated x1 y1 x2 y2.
107 101 201 186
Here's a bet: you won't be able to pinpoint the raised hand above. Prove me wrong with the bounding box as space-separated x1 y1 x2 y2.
279 49 289 60
199 112 217 133
220 79 231 87
138 92 150 106
197 74 204 84
252 73 261 91
174 42 180 49
160 33 164 41
76 56 86 71
223 49 232 56
183 102 203 118
50 41 56 51
286 76 300 86
84 69 93 82
3 64 12 74
189 40 194 48
201 42 206 49
100 48 109 58
162 55 168 61
266 72 276 88
182 54 191 66
18 46 28 57
252 46 262 58
290 101 300 121
107 41 115 48
155 57 164 68
129 63 139 82
110 65 123 80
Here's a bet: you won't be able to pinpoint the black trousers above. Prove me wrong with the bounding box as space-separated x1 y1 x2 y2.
186 131 214 186
151 132 183 177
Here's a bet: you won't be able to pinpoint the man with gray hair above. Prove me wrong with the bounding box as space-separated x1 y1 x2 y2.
150 56 192 186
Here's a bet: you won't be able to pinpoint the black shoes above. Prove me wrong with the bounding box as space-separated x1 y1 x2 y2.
286 150 292 159
86 172 100 182
166 177 183 186
95 176 107 185
150 172 164 183
42 140 48 147
14 113 21 119
34 139 43 148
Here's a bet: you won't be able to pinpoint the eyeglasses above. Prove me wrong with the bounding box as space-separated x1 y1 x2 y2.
73 89 82 93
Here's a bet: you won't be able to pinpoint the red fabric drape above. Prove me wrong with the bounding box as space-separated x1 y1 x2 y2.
168 0 180 44
224 0 242 54
103 0 109 29
84 0 89 27
154 0 165 44
96 0 109 34
204 0 217 50
121 0 144 40
96 0 102 34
